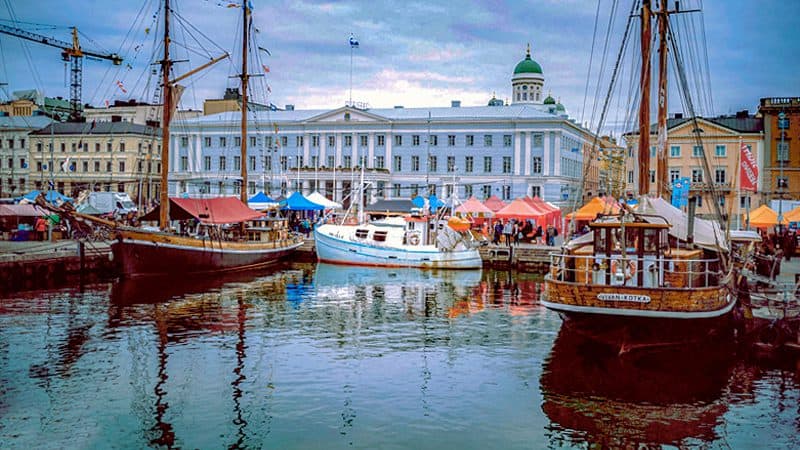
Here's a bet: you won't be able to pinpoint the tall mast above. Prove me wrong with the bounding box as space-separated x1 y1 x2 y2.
655 0 669 199
637 0 652 196
159 0 172 230
240 2 250 204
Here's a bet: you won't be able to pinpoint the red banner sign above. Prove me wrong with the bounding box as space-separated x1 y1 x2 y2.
740 142 758 192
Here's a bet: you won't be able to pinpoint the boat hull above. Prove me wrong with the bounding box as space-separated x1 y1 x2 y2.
314 227 482 269
111 229 303 278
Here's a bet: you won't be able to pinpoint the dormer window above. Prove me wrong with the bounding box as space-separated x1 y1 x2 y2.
344 112 351 121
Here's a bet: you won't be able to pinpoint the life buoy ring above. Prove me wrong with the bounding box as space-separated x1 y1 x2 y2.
408 233 420 246
611 259 636 279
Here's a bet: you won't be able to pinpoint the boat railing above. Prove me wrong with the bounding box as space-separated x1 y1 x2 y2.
548 252 725 289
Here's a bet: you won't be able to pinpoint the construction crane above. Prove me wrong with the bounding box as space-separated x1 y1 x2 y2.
0 24 123 121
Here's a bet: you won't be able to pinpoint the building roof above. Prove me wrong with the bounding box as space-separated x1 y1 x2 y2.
626 115 764 136
513 45 543 75
0 115 53 131
30 121 160 136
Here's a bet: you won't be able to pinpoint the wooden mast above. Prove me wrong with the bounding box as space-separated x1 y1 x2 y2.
655 0 669 200
240 2 250 205
637 0 652 196
158 0 172 230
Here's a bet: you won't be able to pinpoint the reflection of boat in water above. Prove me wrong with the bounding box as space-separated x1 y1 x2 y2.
540 327 736 447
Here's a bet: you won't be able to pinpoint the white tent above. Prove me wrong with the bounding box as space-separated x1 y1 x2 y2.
306 191 342 210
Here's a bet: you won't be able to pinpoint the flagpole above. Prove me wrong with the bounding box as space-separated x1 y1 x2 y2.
736 136 742 230
349 37 353 106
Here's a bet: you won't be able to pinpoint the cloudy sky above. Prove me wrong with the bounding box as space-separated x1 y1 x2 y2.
1 0 798 133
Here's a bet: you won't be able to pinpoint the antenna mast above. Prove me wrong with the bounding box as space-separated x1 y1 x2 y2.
159 0 173 230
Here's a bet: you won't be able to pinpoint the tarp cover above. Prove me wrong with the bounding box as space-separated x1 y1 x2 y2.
0 204 48 217
141 197 263 224
565 197 619 220
20 190 72 204
454 196 495 217
247 191 278 210
483 195 506 212
280 192 325 211
306 191 342 209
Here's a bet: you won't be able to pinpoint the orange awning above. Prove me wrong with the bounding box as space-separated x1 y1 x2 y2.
495 198 547 220
784 206 800 223
747 204 788 228
565 197 620 221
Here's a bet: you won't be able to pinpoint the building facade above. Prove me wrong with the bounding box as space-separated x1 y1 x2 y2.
28 122 161 202
625 113 764 217
0 115 53 197
597 135 626 198
759 97 799 203
169 48 599 207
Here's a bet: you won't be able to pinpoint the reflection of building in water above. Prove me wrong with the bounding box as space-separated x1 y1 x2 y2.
540 327 739 447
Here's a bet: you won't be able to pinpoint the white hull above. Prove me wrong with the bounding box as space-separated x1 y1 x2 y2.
314 223 482 269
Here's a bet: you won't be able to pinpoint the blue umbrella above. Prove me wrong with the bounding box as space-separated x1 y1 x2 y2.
411 196 425 208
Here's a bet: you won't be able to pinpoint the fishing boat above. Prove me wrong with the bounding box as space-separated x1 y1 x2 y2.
542 0 736 350
61 1 302 278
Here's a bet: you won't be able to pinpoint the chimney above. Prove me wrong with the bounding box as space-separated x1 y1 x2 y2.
451 100 461 108
285 104 294 111
735 110 749 118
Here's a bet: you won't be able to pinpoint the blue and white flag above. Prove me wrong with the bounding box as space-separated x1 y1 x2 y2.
349 34 359 48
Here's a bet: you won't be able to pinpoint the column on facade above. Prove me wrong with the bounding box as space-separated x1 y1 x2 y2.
335 133 343 167
553 132 562 176
351 132 358 166
524 131 532 176
514 131 522 176
385 132 392 173
172 135 180 174
302 180 310 195
303 132 310 168
335 180 343 203
367 133 375 169
193 134 202 172
319 132 327 168
543 131 551 176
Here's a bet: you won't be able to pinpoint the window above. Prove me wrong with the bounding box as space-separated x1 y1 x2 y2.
280 156 288 171
359 135 367 147
483 156 492 172
484 135 493 147
344 135 352 147
6 139 12 149
219 156 226 170
628 170 634 183
377 135 385 146
204 156 211 171
447 156 456 172
266 155 273 168
248 181 256 194
670 146 680 157
204 137 211 146
649 170 656 183
502 185 511 200
311 135 319 147
119 161 126 172
180 156 188 171
411 184 420 197
106 161 112 172
715 168 726 184
280 136 288 147
412 135 420 146
465 156 474 172
411 155 420 171
393 155 402 171
343 156 351 168
220 137 227 147
740 196 751 209
628 148 633 158
691 168 703 183
82 161 88 172
777 142 789 162
466 135 474 146
430 135 438 146
393 184 401 197
531 186 541 198
181 136 189 147
296 156 303 168
375 156 385 169
503 135 512 147
296 136 303 147
394 135 402 146
327 155 334 167
36 143 42 152
250 136 257 147
533 133 543 147
692 145 704 157
249 156 256 170
448 135 455 146
777 177 788 189
718 196 725 209
482 185 491 199
778 117 790 129
328 136 335 147
532 156 542 174
428 155 437 172
36 161 42 171
61 143 66 152
94 161 100 172
649 146 656 158
695 195 703 207
502 156 512 173
715 145 726 157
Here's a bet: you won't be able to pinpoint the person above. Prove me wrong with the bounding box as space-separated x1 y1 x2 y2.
493 220 503 245
512 220 521 246
302 218 310 237
534 225 543 245
35 216 47 241
502 220 513 248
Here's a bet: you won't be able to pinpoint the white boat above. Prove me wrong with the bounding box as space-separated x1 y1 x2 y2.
314 215 483 269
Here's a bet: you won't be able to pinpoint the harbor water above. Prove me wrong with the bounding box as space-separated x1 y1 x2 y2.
1 263 798 449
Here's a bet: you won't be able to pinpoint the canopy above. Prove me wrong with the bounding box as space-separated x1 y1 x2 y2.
20 190 72 204
784 206 800 223
141 197 263 224
565 197 620 220
483 195 506 212
280 191 325 211
747 204 788 228
306 191 342 209
247 191 278 210
495 198 547 220
0 204 48 217
531 196 563 231
454 196 495 217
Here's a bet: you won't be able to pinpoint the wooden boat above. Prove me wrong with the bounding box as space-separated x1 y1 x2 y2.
314 214 482 269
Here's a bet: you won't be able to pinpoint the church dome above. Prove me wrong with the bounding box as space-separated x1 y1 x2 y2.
513 44 543 75
543 95 556 105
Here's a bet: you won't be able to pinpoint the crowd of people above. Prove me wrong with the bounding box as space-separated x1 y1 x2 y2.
487 218 559 247
753 228 798 280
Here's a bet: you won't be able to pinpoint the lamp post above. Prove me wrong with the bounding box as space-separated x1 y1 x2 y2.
777 111 786 230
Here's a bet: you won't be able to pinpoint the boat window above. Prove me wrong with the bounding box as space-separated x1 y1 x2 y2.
594 229 607 255
373 231 388 242
625 228 639 253
355 229 369 239
643 228 659 253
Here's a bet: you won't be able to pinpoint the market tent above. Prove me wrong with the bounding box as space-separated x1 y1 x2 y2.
483 195 506 212
141 197 263 224
747 204 788 228
280 191 324 211
495 198 547 221
531 196 563 231
454 197 495 218
784 206 800 223
20 190 72 205
306 191 342 209
0 204 48 217
565 197 619 221
247 191 278 210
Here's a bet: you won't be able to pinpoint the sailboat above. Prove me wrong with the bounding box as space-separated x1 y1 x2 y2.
542 0 735 349
103 1 302 277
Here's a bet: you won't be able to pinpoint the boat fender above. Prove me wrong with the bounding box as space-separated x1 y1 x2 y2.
408 233 420 246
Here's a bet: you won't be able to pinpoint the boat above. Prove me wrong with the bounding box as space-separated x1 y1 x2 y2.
314 212 483 269
45 1 302 278
542 0 736 350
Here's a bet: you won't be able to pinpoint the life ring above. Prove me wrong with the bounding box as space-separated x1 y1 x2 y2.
408 233 421 246
611 259 636 279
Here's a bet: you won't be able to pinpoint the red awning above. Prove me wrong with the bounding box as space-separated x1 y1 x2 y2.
141 197 263 224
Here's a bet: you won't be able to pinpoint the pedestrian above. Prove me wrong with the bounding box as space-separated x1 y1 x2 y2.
534 225 543 245
503 220 513 248
513 220 521 246
493 220 503 245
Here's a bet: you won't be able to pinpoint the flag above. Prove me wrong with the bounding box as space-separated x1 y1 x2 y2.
262 64 270 73
740 142 758 192
116 80 127 94
349 34 359 48
61 157 72 173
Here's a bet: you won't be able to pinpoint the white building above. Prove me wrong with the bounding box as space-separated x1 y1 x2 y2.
0 115 53 197
169 47 599 207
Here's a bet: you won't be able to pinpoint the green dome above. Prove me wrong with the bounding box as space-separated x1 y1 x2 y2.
543 95 556 105
556 102 566 111
513 45 543 75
